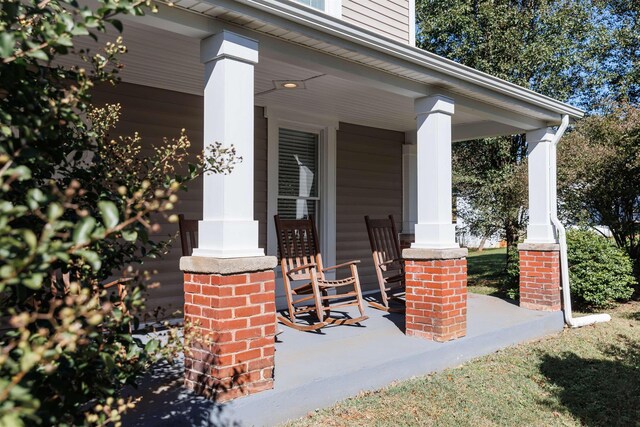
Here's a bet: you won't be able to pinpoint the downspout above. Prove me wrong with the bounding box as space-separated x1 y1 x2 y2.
549 115 611 327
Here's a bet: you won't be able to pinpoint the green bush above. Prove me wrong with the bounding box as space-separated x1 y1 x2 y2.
0 1 237 425
567 229 636 308
504 247 520 300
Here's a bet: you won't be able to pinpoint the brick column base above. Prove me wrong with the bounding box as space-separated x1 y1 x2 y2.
402 248 468 342
180 256 278 402
518 243 561 311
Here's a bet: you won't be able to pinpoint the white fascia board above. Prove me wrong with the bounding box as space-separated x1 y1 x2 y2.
202 0 585 122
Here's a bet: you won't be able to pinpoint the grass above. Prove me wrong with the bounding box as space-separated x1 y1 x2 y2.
286 300 640 427
467 247 508 297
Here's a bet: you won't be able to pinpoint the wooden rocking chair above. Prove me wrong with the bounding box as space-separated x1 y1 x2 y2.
274 215 368 331
178 214 198 256
364 215 406 312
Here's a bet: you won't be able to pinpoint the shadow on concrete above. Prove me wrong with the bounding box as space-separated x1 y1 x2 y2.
121 360 240 427
121 324 254 427
539 335 640 426
276 307 367 335
382 311 405 334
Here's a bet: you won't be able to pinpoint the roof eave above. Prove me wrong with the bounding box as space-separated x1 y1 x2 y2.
211 0 585 121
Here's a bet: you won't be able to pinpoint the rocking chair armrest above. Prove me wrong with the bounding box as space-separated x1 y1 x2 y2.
103 277 134 289
287 263 317 275
379 258 402 266
322 260 361 272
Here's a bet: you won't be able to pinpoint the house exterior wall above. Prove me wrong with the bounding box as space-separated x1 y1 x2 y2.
91 82 268 315
336 123 404 292
342 0 412 44
91 81 403 312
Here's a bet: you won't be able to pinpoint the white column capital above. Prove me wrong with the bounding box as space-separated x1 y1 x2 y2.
415 95 455 116
201 30 259 64
526 127 554 144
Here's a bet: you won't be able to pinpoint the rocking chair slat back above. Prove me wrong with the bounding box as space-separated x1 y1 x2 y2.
364 214 406 312
274 215 323 280
365 215 401 270
178 214 199 257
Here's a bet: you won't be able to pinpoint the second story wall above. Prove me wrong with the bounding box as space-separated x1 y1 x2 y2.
342 0 412 44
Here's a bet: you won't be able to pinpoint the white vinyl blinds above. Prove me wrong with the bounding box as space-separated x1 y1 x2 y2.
277 128 319 220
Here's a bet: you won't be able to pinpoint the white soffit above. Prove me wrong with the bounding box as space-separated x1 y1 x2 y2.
155 0 584 124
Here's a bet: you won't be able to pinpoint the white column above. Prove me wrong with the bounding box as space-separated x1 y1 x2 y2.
193 31 264 258
402 137 417 234
412 95 458 249
524 128 556 243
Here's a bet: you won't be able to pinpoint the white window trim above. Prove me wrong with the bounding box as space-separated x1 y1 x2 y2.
408 0 416 46
290 0 342 18
326 0 342 18
265 106 338 274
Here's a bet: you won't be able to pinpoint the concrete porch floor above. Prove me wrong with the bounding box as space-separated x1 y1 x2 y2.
123 294 564 427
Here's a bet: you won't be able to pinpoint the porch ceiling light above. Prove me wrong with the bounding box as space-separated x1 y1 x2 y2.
274 80 306 90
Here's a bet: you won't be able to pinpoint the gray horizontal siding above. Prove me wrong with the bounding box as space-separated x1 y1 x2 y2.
336 122 403 293
342 0 410 43
90 82 267 316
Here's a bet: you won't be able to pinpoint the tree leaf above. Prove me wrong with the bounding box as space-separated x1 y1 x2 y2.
0 33 15 58
98 201 119 229
73 217 96 246
23 273 44 290
75 249 101 271
121 229 138 242
109 19 123 33
47 203 63 221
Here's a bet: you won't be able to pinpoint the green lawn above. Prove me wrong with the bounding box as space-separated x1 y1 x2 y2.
286 300 640 427
467 247 508 297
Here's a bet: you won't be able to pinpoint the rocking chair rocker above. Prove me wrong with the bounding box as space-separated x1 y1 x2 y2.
364 215 406 312
274 215 368 331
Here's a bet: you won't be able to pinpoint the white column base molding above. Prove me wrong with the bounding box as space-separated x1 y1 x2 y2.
192 220 264 258
412 223 459 249
524 224 556 244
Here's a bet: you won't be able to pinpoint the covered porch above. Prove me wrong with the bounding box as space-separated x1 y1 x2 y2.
123 293 563 426
95 0 586 410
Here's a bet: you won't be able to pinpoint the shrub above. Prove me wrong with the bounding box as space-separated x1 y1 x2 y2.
0 1 238 425
504 247 520 300
567 229 636 308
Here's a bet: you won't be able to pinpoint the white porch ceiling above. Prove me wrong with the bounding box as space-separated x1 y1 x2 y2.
255 56 482 131
140 0 582 124
67 19 504 136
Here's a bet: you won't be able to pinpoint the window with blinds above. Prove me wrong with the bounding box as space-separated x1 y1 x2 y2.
278 128 319 220
291 0 326 11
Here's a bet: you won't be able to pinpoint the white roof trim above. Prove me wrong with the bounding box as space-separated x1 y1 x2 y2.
206 0 584 121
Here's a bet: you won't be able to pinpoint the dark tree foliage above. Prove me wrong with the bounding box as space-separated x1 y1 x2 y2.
415 0 618 268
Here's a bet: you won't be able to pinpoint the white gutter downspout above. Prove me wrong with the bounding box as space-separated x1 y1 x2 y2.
550 115 611 327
